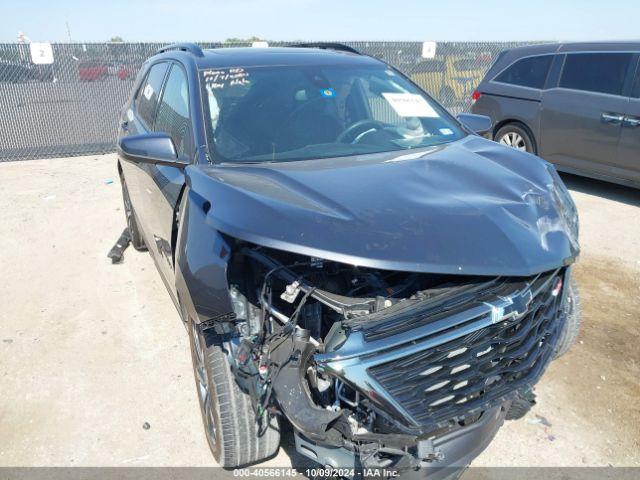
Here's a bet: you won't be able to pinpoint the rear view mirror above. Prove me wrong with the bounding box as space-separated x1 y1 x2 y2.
457 113 492 135
118 133 188 167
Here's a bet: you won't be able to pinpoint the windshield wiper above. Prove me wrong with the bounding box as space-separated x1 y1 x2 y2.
235 143 386 163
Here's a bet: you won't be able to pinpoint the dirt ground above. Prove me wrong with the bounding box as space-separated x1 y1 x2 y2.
0 154 638 468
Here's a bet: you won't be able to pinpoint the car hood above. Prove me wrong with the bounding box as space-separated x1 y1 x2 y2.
187 136 579 276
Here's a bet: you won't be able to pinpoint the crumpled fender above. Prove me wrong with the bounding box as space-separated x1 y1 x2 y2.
174 186 235 327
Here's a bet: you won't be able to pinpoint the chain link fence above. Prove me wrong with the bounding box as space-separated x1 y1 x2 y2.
0 41 533 161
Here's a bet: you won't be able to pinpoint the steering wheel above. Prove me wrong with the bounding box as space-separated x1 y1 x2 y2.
337 119 387 144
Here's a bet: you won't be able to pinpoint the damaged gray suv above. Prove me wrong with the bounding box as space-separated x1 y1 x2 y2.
116 43 581 477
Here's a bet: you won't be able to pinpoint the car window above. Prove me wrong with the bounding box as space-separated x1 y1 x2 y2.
202 65 465 163
135 62 169 128
494 55 553 89
633 64 640 98
154 64 193 158
559 53 633 96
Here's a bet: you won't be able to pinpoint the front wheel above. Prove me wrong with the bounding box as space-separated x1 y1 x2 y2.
494 124 535 154
553 276 582 359
187 318 280 467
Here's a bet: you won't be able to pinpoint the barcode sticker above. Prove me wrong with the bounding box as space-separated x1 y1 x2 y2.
382 93 439 118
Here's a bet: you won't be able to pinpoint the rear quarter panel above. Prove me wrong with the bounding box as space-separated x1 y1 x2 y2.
472 83 542 144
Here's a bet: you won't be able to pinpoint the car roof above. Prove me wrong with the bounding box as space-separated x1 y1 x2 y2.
504 41 640 56
482 41 640 82
557 41 640 52
154 47 384 69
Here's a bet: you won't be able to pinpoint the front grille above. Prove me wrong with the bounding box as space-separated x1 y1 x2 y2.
368 269 564 427
356 269 558 341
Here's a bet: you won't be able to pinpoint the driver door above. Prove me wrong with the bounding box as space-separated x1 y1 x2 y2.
139 63 194 296
616 57 640 184
540 52 634 176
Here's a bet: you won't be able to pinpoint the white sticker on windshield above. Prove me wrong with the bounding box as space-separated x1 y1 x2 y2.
382 93 438 118
202 68 250 89
439 128 454 135
143 83 154 100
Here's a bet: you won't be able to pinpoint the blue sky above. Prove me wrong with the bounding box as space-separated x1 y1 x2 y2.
2 0 639 43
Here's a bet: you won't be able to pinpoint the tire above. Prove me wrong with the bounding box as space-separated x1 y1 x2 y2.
494 123 536 154
120 175 147 251
505 391 536 420
553 276 582 359
187 318 280 467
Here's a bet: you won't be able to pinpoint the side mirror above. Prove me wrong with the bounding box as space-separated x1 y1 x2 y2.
118 133 188 167
456 113 492 135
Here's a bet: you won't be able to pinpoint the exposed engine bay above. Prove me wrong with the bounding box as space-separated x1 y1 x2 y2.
214 241 569 471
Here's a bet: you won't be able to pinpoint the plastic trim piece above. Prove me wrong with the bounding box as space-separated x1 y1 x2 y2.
156 43 204 58
288 42 361 55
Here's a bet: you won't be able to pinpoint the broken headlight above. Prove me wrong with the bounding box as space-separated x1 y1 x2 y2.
546 163 579 249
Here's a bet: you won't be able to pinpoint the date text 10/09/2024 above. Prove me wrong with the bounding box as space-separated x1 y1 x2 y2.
233 468 401 478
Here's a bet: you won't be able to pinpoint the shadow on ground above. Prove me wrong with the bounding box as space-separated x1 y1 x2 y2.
560 172 640 207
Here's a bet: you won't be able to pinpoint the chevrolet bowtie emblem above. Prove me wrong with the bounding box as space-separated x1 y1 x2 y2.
485 288 533 324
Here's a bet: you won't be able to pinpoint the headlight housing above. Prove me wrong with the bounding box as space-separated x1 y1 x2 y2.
546 163 579 249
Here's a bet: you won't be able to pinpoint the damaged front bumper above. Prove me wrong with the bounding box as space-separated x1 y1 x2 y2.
221 244 571 474
315 267 565 432
295 402 508 478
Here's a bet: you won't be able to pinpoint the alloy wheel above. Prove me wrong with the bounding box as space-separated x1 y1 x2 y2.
499 131 527 151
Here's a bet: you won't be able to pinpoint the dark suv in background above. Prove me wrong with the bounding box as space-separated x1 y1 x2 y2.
472 42 640 188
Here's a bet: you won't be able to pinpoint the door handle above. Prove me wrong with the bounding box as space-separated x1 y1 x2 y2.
622 116 640 128
601 113 624 124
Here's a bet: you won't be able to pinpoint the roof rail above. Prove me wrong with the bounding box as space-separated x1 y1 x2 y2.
156 43 204 57
288 42 361 55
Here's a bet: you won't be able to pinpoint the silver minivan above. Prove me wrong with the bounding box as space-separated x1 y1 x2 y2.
471 42 640 188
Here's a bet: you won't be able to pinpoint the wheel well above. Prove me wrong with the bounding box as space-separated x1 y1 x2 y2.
492 119 538 154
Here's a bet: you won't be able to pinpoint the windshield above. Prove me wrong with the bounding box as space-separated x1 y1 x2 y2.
201 64 466 163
